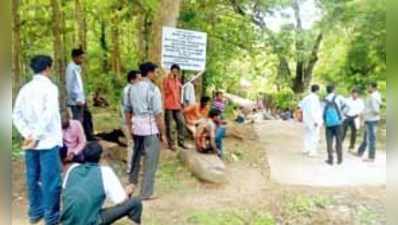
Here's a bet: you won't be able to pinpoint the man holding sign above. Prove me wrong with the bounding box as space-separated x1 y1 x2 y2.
163 64 189 151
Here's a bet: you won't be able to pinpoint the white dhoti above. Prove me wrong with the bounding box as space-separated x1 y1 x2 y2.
304 125 320 156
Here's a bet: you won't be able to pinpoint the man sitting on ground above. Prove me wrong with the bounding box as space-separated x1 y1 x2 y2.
61 142 142 225
183 96 211 136
60 109 86 164
195 109 226 158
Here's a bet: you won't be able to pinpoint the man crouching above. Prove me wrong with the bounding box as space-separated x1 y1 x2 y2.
61 142 142 225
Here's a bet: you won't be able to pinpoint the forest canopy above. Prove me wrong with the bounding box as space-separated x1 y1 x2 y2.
11 0 386 105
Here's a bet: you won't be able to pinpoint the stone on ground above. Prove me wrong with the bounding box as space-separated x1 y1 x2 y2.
179 150 227 184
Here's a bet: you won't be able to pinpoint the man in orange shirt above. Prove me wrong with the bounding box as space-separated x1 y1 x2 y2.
183 96 211 136
163 64 188 150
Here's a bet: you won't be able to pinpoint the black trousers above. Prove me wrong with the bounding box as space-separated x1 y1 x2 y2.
70 105 95 141
342 116 357 149
99 198 142 225
165 109 185 146
326 125 343 163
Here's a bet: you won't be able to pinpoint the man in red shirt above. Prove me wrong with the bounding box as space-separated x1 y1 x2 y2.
163 64 188 150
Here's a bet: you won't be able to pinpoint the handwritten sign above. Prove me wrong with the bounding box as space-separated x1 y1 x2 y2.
161 27 207 71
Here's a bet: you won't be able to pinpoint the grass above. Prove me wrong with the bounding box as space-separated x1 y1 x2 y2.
186 209 276 225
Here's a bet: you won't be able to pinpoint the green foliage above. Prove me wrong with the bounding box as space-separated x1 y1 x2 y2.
284 194 335 218
271 88 297 110
12 128 23 159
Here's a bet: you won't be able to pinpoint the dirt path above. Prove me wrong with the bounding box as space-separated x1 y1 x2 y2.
11 121 386 225
255 120 386 187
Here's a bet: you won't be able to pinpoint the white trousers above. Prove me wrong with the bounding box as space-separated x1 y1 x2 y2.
304 125 320 155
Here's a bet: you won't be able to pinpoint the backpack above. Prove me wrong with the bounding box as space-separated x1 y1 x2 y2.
323 96 343 127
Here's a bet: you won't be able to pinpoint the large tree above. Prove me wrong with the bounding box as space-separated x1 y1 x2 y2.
229 0 324 93
12 0 22 90
51 0 67 106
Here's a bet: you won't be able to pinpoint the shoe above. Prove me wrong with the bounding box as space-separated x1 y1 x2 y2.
325 160 333 166
363 158 375 163
142 195 159 201
337 160 343 165
29 216 43 224
178 143 192 150
168 145 177 151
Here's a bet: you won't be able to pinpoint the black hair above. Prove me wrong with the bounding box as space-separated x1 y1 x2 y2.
351 87 359 93
370 82 378 89
326 85 336 94
139 62 158 77
83 142 103 163
170 64 181 71
215 91 223 96
127 70 140 82
30 55 53 74
311 84 320 93
200 96 211 108
208 108 221 118
71 48 85 58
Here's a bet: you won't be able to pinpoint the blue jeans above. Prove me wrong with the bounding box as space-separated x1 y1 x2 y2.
215 126 226 157
25 147 62 225
358 121 378 159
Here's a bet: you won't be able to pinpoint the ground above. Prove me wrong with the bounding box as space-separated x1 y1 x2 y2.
11 108 386 225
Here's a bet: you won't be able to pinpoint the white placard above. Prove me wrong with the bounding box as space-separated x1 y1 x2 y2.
161 27 207 71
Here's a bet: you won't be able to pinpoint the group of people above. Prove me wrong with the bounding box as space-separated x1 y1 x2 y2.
299 83 382 165
13 48 228 224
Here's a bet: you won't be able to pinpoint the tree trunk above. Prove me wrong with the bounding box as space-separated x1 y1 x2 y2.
12 0 22 90
100 20 109 72
292 33 323 93
136 12 152 63
74 0 87 50
148 0 181 69
51 0 67 108
110 11 122 76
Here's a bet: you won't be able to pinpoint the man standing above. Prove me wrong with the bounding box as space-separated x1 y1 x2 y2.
13 55 63 225
324 85 347 165
181 71 204 107
163 64 189 150
299 85 323 157
66 48 95 140
357 83 382 162
121 70 141 173
125 62 167 200
342 88 364 151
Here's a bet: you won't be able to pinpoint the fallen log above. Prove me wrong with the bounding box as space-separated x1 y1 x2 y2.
179 150 227 184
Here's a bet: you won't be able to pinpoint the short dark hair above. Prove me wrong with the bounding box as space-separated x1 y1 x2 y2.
351 87 359 94
139 62 158 77
370 82 378 89
83 142 103 163
311 84 320 93
208 108 221 118
170 64 181 71
326 85 336 94
200 96 211 106
127 70 139 82
215 91 223 96
30 55 53 74
71 48 85 58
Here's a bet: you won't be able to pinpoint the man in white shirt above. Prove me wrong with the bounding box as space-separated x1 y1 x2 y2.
299 84 323 157
357 83 383 162
66 48 95 140
61 142 142 225
13 55 63 225
181 71 204 107
342 88 364 151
